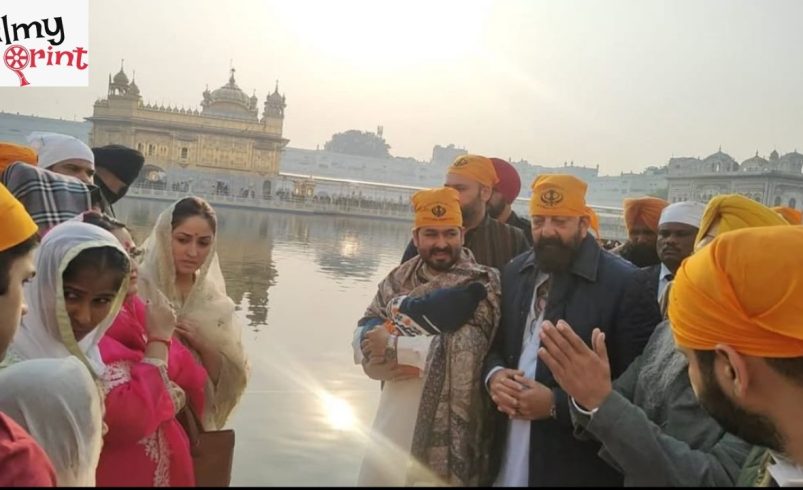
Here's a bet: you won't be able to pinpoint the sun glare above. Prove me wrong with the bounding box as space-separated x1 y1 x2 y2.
320 392 358 432
275 0 492 67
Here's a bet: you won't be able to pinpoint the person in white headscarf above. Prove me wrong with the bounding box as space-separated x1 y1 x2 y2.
137 197 249 430
2 221 130 485
26 132 95 185
0 357 104 487
653 201 706 303
6 220 130 376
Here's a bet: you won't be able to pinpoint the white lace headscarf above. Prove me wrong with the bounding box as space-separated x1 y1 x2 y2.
137 197 248 429
0 357 104 486
7 221 129 377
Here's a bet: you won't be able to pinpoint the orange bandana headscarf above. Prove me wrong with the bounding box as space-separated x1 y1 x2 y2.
447 154 499 188
669 226 803 357
529 174 588 217
411 187 463 230
0 182 38 251
623 197 669 233
0 142 37 173
772 206 803 225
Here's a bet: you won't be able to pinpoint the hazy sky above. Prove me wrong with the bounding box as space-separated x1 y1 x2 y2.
2 0 803 175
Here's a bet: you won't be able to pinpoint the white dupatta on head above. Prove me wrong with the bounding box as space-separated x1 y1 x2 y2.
8 221 129 376
0 357 104 487
138 198 249 429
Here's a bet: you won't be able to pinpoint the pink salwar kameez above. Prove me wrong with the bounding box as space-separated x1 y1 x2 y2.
96 296 207 487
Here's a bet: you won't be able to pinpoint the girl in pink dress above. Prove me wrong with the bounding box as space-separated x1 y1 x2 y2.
82 212 208 487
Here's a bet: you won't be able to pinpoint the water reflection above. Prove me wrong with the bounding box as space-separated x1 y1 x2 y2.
113 198 413 485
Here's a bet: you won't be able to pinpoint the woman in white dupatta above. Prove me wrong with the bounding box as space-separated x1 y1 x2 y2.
137 197 248 430
2 220 130 485
0 357 104 487
7 221 130 375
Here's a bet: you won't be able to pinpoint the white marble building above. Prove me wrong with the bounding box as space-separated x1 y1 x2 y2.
667 149 803 209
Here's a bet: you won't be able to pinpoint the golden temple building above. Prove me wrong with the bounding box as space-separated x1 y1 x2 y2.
88 64 288 179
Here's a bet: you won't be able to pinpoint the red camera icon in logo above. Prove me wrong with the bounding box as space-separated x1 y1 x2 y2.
4 45 31 87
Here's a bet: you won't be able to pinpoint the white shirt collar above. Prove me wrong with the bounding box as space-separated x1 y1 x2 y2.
768 451 803 487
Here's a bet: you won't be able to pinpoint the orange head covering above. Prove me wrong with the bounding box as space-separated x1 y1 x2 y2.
0 182 38 252
669 226 803 357
623 197 669 233
696 194 787 246
585 206 601 239
772 206 803 225
529 174 588 217
447 154 499 188
0 142 37 173
411 187 462 230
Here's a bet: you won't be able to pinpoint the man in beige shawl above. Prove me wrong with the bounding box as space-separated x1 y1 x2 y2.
353 187 502 486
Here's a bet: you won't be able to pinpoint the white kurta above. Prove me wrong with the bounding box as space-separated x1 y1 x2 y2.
353 328 434 486
493 272 549 487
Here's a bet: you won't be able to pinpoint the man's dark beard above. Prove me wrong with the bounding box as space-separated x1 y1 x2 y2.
535 234 580 273
487 200 504 219
621 241 660 268
697 369 784 451
421 245 460 271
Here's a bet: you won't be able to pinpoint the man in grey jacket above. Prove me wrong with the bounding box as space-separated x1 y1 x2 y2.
537 318 753 486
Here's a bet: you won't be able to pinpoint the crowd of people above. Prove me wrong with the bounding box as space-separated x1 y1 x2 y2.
2 131 803 487
0 133 249 486
352 154 803 487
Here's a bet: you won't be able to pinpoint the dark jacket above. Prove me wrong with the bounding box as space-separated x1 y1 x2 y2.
483 234 662 486
633 264 660 302
505 210 533 246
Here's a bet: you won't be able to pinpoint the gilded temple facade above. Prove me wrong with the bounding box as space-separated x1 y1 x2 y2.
87 64 288 197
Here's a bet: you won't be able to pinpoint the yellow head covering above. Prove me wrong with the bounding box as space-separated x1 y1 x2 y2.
772 206 803 225
623 197 669 233
585 206 601 239
446 154 499 188
696 194 787 246
669 226 803 357
0 182 38 252
0 142 37 173
411 187 463 230
529 174 588 217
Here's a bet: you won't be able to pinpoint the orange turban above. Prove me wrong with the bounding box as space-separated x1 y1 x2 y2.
411 187 462 229
772 206 802 225
447 154 499 188
585 206 601 239
623 197 669 233
0 142 37 173
529 174 588 217
0 182 38 252
696 194 787 246
669 226 803 357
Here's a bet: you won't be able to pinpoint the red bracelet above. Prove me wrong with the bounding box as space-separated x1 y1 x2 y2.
147 336 172 348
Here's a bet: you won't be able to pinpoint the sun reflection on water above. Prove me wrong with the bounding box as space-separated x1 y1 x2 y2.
320 392 357 432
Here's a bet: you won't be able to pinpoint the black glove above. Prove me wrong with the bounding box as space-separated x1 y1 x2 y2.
398 282 487 334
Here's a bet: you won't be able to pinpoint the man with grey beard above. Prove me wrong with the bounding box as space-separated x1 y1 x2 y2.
535 200 751 485
538 317 753 483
